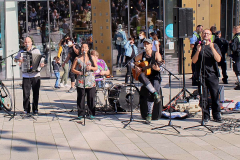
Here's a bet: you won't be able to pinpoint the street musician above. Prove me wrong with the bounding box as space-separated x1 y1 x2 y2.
134 39 162 123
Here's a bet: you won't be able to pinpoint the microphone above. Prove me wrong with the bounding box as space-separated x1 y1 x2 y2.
199 40 206 45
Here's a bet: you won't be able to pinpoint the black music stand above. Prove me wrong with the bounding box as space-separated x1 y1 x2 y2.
120 55 142 128
152 65 181 133
184 42 213 133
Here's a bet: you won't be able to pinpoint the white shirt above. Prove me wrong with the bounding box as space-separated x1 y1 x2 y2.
152 40 159 52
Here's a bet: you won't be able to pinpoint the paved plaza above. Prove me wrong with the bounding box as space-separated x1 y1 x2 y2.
1 68 240 160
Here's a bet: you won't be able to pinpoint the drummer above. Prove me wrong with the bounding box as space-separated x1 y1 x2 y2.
90 50 110 78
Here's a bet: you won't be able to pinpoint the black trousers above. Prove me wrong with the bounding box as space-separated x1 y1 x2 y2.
77 87 96 116
125 56 133 83
22 76 41 113
138 73 161 102
218 55 228 79
199 74 220 119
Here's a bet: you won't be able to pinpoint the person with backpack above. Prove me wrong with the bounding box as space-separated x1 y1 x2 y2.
230 26 240 90
71 43 98 120
214 31 229 84
58 38 70 88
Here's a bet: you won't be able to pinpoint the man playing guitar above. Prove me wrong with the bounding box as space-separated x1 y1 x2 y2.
134 39 162 123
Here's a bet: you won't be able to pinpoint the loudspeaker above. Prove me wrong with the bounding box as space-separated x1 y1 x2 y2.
173 8 193 38
186 8 193 37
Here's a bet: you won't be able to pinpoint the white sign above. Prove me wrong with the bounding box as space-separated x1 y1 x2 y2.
169 42 174 50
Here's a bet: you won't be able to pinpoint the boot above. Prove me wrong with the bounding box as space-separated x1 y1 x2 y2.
145 114 152 124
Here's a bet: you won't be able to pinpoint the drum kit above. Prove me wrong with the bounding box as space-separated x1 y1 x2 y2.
95 76 140 113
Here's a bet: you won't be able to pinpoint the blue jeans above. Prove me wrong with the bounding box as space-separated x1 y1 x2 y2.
54 71 60 87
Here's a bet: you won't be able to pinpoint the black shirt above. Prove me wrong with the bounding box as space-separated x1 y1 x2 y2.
69 47 79 63
193 43 222 78
142 51 161 80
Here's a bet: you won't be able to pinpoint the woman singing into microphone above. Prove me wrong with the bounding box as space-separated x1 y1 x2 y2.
71 43 98 120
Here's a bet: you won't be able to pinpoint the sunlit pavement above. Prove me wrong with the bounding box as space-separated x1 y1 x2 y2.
1 67 240 160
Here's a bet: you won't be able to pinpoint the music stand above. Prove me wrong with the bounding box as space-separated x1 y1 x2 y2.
184 42 213 133
152 65 181 133
120 55 142 128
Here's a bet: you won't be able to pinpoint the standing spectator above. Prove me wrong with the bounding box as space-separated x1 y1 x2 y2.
58 38 70 88
229 26 240 90
29 8 37 29
150 32 160 53
62 38 80 93
124 37 138 84
52 56 61 89
214 31 229 84
37 6 45 27
61 19 69 35
114 24 127 68
190 25 203 86
137 31 146 54
210 26 217 42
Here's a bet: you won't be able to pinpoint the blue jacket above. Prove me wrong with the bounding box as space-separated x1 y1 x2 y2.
124 41 138 57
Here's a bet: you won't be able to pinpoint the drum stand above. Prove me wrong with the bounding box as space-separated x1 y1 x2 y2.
152 65 181 133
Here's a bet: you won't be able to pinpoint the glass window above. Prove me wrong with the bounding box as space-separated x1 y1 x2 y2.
164 0 179 74
0 1 5 79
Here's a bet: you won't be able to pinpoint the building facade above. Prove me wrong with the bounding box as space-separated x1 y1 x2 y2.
0 0 238 80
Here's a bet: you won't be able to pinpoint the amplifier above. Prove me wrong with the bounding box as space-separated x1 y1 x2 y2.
175 99 201 113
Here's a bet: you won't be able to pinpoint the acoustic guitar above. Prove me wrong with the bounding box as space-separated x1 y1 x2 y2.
132 61 163 81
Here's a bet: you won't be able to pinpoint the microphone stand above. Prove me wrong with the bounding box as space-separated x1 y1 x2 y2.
120 53 143 128
1 51 19 121
184 42 213 133
152 65 181 133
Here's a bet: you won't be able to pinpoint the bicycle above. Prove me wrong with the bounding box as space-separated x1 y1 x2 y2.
0 80 13 112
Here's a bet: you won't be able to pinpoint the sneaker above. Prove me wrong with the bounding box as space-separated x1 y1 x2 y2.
145 114 152 124
64 84 70 88
89 115 95 120
153 92 161 104
77 116 83 120
68 87 75 93
234 85 240 90
59 83 64 88
54 86 60 89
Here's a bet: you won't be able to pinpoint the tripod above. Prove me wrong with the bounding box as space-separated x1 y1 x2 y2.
164 38 193 107
152 65 181 133
184 42 213 133
120 55 142 128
